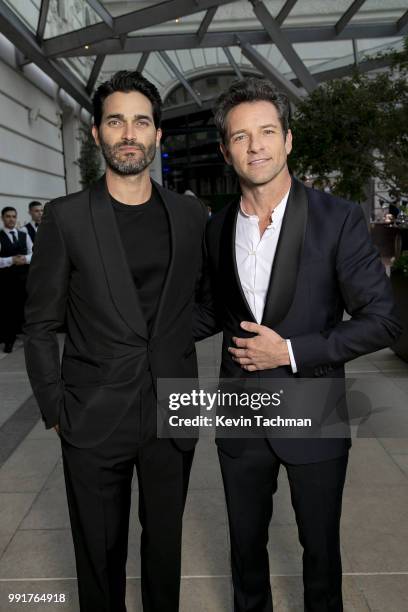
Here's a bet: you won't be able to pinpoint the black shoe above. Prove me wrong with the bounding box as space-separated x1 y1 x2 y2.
3 342 14 353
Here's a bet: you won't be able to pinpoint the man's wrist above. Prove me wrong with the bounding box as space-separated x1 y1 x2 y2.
279 338 291 366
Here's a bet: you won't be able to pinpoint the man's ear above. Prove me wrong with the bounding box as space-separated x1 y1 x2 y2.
156 127 162 148
220 142 232 166
91 124 100 147
285 129 293 156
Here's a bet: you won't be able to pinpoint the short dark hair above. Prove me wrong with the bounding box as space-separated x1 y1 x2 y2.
92 70 162 129
1 206 16 216
28 201 42 210
213 77 291 143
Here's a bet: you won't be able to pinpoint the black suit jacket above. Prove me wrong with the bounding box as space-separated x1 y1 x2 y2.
24 176 207 449
194 178 401 463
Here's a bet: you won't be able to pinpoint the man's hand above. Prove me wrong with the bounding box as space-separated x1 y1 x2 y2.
12 255 26 265
228 321 290 371
54 424 60 435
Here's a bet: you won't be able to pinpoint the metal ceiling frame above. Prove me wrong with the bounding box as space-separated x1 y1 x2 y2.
0 0 92 111
0 0 405 114
335 0 367 35
42 0 237 58
51 22 404 58
85 0 113 29
222 46 244 80
249 0 317 93
237 36 304 104
159 50 203 107
276 0 298 27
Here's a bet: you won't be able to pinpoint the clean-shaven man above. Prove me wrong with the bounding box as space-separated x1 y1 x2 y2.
21 200 43 243
24 71 207 612
194 78 400 611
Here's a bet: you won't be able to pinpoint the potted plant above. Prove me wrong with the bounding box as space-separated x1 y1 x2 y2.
390 251 408 361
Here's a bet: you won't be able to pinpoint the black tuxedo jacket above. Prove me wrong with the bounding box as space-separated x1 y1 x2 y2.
24 176 207 449
194 178 401 463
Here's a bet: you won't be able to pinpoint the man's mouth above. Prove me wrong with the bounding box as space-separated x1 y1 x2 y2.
248 158 271 166
118 146 142 152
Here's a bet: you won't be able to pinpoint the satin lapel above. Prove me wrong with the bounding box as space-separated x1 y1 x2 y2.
221 200 255 323
89 176 148 339
149 181 176 338
261 177 308 328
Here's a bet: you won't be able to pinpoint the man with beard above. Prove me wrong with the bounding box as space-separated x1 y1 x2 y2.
24 71 207 612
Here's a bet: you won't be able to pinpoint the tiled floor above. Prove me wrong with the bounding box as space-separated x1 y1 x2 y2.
0 337 407 611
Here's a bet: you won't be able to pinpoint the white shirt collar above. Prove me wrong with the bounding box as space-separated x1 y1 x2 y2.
239 188 290 229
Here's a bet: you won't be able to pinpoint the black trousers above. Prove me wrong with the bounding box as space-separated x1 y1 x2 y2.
61 391 194 612
0 266 27 344
218 439 348 612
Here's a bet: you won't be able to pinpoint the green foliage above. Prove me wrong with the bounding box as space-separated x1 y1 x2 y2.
290 38 408 202
392 251 408 278
76 125 103 188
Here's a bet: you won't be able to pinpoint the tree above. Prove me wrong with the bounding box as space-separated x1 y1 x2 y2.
76 125 103 188
290 38 408 203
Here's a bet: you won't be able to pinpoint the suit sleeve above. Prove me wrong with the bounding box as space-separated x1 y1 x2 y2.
23 202 70 428
290 204 401 369
193 217 222 341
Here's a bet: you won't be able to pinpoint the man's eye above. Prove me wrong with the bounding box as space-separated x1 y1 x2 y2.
234 134 246 142
137 121 149 127
108 120 120 126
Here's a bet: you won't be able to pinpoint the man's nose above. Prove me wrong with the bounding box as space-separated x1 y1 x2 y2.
248 135 264 152
122 122 136 140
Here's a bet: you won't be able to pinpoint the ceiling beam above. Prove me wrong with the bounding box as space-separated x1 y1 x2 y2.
86 54 105 94
250 0 317 93
237 37 304 104
162 97 216 120
52 22 400 57
136 51 150 73
158 51 202 107
276 0 298 26
222 47 243 80
85 0 114 29
311 53 398 84
43 0 236 58
0 0 92 111
197 7 217 44
36 0 50 42
335 0 367 35
397 9 408 35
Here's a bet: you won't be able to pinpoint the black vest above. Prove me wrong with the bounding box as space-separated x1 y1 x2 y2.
0 229 28 257
25 223 37 243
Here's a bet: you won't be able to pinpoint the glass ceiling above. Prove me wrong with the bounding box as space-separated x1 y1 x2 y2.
1 0 406 106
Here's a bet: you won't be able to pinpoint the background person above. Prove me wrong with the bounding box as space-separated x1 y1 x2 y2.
21 200 44 244
0 206 32 353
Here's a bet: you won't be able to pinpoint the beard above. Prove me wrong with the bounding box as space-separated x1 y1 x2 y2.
99 136 157 176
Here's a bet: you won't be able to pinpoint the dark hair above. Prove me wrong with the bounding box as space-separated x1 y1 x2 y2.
92 70 162 128
28 200 42 210
1 206 16 216
213 77 291 143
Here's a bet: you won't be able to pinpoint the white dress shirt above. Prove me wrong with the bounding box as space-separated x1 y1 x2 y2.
0 228 33 268
235 190 297 373
20 220 38 235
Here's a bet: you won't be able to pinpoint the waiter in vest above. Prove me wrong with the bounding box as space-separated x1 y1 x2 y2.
0 206 32 352
21 201 44 244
